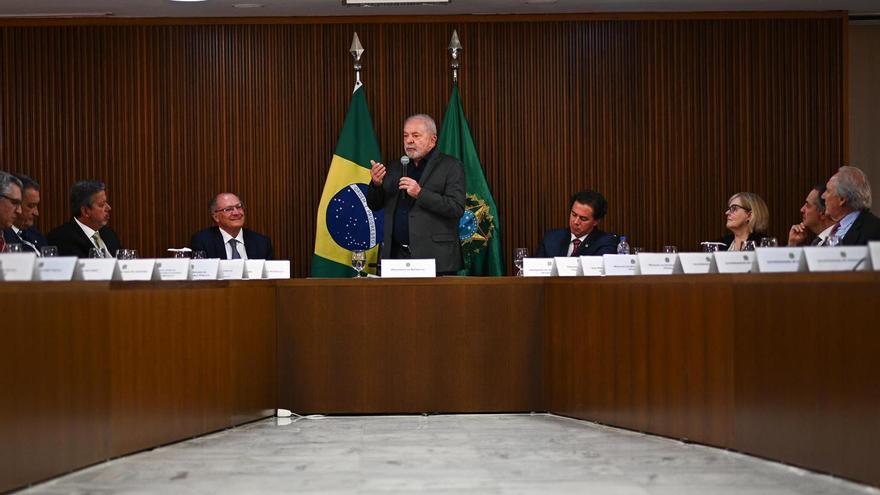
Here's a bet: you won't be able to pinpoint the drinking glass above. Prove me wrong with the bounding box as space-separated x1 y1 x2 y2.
192 250 207 259
172 250 191 259
632 247 644 254
663 245 678 253
116 249 138 260
513 248 528 276
741 240 757 251
351 250 366 276
700 242 720 253
760 237 778 248
40 246 58 257
89 247 103 258
2 243 23 253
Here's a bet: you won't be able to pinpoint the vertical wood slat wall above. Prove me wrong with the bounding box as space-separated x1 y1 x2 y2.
0 15 845 276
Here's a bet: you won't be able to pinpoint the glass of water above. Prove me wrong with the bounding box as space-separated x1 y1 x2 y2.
663 245 678 253
741 240 757 251
760 237 778 248
115 249 138 260
351 250 366 277
2 243 23 253
513 247 528 276
40 245 58 257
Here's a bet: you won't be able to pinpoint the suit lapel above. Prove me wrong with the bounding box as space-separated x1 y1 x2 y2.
416 150 441 186
842 211 864 244
577 229 604 256
213 228 228 259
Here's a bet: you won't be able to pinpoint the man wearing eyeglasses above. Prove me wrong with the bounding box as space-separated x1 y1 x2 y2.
190 192 274 260
535 190 619 257
3 174 48 255
47 180 123 258
0 171 23 253
820 166 880 246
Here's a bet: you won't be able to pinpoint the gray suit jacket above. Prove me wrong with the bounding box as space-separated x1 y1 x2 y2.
367 150 466 273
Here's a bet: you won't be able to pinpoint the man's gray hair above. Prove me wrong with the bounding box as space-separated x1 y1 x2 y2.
405 114 437 136
209 192 239 215
835 166 872 210
0 171 23 196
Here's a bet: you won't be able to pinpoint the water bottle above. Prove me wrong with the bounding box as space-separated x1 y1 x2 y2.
617 236 630 255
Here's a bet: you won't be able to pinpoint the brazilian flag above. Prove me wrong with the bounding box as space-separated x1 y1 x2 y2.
311 82 383 277
438 83 504 276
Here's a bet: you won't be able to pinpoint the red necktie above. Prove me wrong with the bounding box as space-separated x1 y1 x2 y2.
824 223 840 246
571 238 581 256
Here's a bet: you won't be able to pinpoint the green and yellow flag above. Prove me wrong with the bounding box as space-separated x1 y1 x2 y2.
311 82 383 277
438 83 504 276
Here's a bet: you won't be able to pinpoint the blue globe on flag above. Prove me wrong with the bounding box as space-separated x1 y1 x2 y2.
326 183 383 251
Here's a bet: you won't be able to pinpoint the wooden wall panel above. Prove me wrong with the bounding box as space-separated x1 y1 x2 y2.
0 15 845 276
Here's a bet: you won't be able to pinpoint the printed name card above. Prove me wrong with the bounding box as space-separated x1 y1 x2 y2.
603 254 639 276
551 257 581 276
153 258 191 281
34 257 78 281
263 260 291 279
869 242 880 272
190 259 220 280
245 259 266 279
114 259 156 281
75 258 117 281
637 253 677 275
677 252 716 274
803 246 871 272
0 252 37 281
713 251 757 274
755 247 806 273
218 259 245 280
381 258 436 278
522 257 554 277
578 256 605 276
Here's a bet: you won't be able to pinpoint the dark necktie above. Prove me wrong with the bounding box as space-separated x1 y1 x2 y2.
228 239 241 259
571 238 581 256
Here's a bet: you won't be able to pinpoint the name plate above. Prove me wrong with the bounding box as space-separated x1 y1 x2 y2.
263 260 291 279
551 257 580 276
678 252 716 274
869 241 880 272
75 258 117 280
578 256 605 276
0 252 37 281
755 247 805 273
190 259 220 280
603 254 639 276
245 259 266 279
382 258 436 278
714 251 757 273
637 253 677 275
219 259 245 280
804 246 871 272
34 257 78 281
114 259 156 281
522 257 554 277
153 258 191 281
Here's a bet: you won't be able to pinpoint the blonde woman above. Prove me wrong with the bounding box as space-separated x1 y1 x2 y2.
719 192 769 251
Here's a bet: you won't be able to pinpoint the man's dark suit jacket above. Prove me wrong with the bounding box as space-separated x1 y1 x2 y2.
46 218 123 258
3 226 48 255
190 226 274 260
840 209 880 246
536 228 619 257
366 150 466 273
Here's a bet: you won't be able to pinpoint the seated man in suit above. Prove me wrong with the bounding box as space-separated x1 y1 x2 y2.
190 192 274 260
0 171 23 252
3 174 48 255
787 184 836 247
536 190 618 257
47 180 123 257
821 166 880 246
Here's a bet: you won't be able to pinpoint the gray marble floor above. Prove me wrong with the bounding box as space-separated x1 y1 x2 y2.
20 414 878 495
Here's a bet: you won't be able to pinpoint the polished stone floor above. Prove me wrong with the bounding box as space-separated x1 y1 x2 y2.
21 414 877 494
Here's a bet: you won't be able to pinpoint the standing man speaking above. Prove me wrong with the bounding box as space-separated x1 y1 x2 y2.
367 114 466 275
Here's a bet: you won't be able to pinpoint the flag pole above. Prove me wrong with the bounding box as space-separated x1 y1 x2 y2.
448 30 462 83
350 32 364 87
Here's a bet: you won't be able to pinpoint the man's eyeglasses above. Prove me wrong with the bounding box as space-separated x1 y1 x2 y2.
214 203 244 215
725 204 751 214
0 194 22 207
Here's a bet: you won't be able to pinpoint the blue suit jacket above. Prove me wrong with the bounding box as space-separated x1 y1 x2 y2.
536 228 618 257
190 226 274 260
4 226 48 255
46 219 123 258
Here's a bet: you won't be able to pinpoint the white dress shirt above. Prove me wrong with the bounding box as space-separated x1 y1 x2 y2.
219 228 248 260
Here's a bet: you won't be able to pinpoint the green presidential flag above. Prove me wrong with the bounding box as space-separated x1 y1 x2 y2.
438 83 504 276
311 82 383 277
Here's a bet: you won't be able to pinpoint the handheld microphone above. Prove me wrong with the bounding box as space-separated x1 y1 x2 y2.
400 155 410 178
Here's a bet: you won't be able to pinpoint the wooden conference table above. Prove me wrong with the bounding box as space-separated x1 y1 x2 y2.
1 273 878 492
